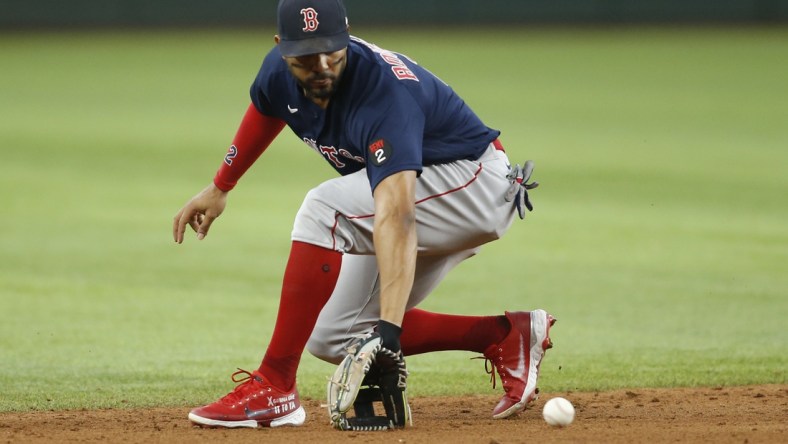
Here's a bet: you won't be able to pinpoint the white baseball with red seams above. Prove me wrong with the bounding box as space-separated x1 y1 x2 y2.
543 397 575 426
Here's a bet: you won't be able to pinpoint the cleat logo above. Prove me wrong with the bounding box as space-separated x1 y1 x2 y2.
505 335 527 379
244 405 278 419
246 396 297 419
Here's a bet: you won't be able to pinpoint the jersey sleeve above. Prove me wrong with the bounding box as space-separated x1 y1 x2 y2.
250 80 275 117
249 48 286 117
353 84 426 192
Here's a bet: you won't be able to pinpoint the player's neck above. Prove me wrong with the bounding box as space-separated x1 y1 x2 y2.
301 85 333 109
310 97 330 109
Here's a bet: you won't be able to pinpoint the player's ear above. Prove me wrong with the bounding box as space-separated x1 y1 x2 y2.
273 35 286 60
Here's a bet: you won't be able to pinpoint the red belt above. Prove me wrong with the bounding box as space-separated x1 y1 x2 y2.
492 139 505 152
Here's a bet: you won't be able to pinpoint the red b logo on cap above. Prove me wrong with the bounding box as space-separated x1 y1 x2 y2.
300 8 319 32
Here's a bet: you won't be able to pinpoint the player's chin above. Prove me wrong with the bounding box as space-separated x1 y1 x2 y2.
307 85 335 99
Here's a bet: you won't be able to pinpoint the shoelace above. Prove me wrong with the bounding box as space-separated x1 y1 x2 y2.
472 356 498 389
473 356 541 399
220 368 260 405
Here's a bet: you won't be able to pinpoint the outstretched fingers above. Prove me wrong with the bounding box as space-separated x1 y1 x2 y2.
173 209 187 244
196 212 217 240
173 207 203 243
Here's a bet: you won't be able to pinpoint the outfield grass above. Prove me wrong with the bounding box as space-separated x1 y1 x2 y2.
0 27 786 412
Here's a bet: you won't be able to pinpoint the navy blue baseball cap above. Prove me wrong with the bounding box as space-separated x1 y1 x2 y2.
277 0 350 57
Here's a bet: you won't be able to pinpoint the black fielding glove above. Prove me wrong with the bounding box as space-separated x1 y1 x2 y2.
374 345 410 428
329 322 411 431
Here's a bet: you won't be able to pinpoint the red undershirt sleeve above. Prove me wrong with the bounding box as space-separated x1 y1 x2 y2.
213 103 287 191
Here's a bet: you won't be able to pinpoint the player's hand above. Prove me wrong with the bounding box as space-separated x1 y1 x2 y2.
173 183 228 243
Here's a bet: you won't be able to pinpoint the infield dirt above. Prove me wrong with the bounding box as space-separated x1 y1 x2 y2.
2 385 785 443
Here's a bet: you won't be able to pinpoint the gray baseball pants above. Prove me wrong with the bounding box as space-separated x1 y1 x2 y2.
292 143 517 363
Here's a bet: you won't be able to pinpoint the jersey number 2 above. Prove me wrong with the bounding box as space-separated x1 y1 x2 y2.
374 149 387 164
224 145 238 166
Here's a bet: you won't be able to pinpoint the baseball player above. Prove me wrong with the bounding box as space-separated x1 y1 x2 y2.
173 0 555 430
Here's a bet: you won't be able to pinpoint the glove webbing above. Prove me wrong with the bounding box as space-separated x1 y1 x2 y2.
335 387 393 431
375 347 410 428
335 414 393 431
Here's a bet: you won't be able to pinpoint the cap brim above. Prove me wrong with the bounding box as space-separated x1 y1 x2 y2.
278 30 350 57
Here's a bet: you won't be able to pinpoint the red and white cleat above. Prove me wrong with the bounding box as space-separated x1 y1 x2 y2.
483 309 556 419
188 369 305 428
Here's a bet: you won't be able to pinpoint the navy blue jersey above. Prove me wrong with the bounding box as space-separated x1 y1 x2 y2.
250 36 500 191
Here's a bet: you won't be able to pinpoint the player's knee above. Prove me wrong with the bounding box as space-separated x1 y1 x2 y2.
293 186 361 253
306 331 346 365
295 188 327 224
292 189 336 244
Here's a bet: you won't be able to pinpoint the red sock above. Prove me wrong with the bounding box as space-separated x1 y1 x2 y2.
259 241 342 390
399 309 510 355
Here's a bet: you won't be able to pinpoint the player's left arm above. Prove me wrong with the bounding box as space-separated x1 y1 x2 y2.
372 169 418 328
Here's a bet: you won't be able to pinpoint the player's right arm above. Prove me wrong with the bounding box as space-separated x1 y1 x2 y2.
173 103 286 243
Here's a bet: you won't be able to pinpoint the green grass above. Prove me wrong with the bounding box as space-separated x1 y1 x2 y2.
1 27 786 412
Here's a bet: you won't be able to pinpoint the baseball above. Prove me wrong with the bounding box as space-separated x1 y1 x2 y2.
542 397 575 427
